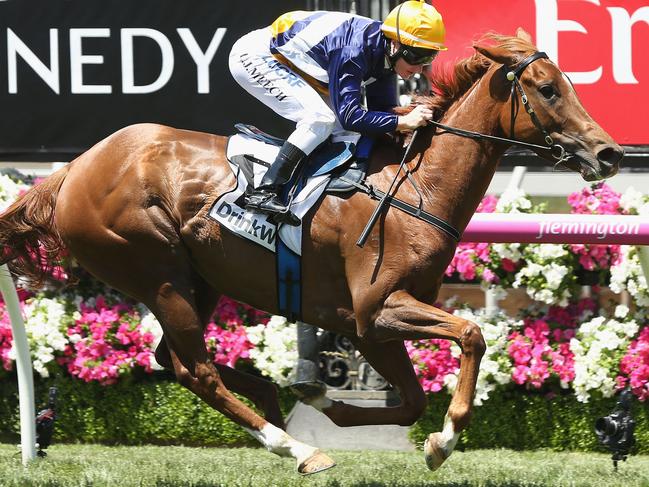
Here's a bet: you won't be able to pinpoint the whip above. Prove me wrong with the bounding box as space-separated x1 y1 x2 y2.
356 128 420 248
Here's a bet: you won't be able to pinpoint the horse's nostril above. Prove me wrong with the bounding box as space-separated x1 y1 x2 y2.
597 145 624 168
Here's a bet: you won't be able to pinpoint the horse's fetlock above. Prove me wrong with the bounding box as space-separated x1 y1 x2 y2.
448 402 472 431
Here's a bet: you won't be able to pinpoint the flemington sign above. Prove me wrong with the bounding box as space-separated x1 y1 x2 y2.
0 0 646 158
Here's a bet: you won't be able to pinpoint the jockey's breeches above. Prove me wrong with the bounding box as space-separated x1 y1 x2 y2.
229 28 357 155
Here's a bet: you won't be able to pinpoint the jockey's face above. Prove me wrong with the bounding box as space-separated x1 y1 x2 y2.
394 57 426 79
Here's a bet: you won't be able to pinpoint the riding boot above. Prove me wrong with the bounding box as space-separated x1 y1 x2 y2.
246 141 305 226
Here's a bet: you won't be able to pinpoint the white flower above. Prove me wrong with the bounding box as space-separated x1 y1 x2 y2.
248 316 297 386
11 296 71 378
610 246 649 306
619 187 645 213
614 305 630 319
492 243 522 262
536 244 568 260
496 188 532 213
570 314 638 403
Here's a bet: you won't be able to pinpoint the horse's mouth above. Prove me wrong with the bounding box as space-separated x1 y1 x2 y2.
560 150 614 182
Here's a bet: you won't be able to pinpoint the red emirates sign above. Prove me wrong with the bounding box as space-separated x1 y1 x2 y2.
434 0 649 145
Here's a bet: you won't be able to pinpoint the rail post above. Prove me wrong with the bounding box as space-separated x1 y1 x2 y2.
0 264 36 465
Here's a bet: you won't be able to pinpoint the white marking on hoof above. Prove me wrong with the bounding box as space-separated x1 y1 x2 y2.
298 450 336 475
245 423 319 465
424 416 460 471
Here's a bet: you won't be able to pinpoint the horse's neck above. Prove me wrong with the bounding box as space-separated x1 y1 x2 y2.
414 73 507 231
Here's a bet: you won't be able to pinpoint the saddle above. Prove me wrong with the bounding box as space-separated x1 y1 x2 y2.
230 123 371 195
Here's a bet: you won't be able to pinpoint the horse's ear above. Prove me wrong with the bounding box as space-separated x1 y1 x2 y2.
473 44 517 66
515 27 533 44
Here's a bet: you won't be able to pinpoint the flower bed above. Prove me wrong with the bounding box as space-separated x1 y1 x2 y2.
1 169 649 443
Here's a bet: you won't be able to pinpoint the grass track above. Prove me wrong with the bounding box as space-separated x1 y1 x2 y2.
1 443 649 486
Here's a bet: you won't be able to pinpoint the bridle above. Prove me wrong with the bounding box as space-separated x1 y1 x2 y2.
356 51 572 247
428 51 569 166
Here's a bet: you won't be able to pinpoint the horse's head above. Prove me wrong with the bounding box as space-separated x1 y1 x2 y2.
474 29 624 181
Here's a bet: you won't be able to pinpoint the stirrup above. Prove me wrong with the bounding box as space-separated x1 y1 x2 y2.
245 193 301 227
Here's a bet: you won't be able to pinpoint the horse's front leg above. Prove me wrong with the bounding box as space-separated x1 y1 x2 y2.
360 289 486 471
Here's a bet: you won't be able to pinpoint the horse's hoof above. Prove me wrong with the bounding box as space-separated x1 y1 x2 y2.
297 450 336 475
290 380 328 401
424 432 449 471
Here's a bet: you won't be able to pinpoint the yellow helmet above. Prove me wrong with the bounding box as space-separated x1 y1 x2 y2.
381 1 447 51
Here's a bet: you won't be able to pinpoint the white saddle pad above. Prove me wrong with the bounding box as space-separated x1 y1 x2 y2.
208 134 331 255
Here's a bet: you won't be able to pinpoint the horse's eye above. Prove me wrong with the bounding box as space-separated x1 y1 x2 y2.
539 85 556 100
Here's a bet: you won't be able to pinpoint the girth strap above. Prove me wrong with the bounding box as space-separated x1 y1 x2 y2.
341 177 461 242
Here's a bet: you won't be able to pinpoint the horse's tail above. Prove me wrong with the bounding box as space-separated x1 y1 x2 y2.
0 164 71 288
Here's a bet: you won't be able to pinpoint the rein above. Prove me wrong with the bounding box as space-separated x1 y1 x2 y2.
356 51 564 247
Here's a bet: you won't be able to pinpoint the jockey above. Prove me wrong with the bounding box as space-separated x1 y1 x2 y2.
229 0 446 225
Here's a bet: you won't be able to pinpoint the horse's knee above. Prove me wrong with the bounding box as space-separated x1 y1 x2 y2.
175 361 219 392
460 320 486 358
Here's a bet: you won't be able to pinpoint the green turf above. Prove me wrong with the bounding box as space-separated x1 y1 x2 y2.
1 443 648 487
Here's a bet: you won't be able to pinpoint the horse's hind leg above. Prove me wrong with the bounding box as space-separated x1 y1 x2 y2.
149 279 335 474
155 336 285 429
153 284 285 429
306 339 428 427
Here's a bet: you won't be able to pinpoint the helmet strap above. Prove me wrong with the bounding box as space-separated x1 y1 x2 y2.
386 3 406 72
386 40 400 72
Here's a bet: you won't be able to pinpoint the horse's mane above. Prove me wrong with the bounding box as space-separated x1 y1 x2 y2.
396 33 537 119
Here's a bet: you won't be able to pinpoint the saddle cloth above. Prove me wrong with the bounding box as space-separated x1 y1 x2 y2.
208 126 369 255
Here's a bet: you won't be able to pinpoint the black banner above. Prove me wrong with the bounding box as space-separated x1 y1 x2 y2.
0 0 305 160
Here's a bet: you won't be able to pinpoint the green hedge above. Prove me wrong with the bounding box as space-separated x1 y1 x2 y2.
1 376 648 453
411 389 649 454
0 373 294 447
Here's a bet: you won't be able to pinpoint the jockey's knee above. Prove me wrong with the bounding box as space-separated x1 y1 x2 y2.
293 115 335 153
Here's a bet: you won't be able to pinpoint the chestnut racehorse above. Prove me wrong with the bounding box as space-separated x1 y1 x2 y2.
0 30 622 474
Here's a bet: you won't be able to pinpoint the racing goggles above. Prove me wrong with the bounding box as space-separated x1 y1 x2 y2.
400 46 439 66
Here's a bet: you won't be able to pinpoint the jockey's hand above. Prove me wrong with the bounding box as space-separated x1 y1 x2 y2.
397 105 433 131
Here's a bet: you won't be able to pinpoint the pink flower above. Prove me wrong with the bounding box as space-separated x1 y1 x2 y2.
506 315 576 389
482 268 498 283
60 297 155 385
617 327 649 401
406 339 460 393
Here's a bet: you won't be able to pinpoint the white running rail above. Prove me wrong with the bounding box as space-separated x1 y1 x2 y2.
0 264 36 465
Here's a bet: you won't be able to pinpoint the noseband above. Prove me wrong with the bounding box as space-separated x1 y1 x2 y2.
429 51 569 164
